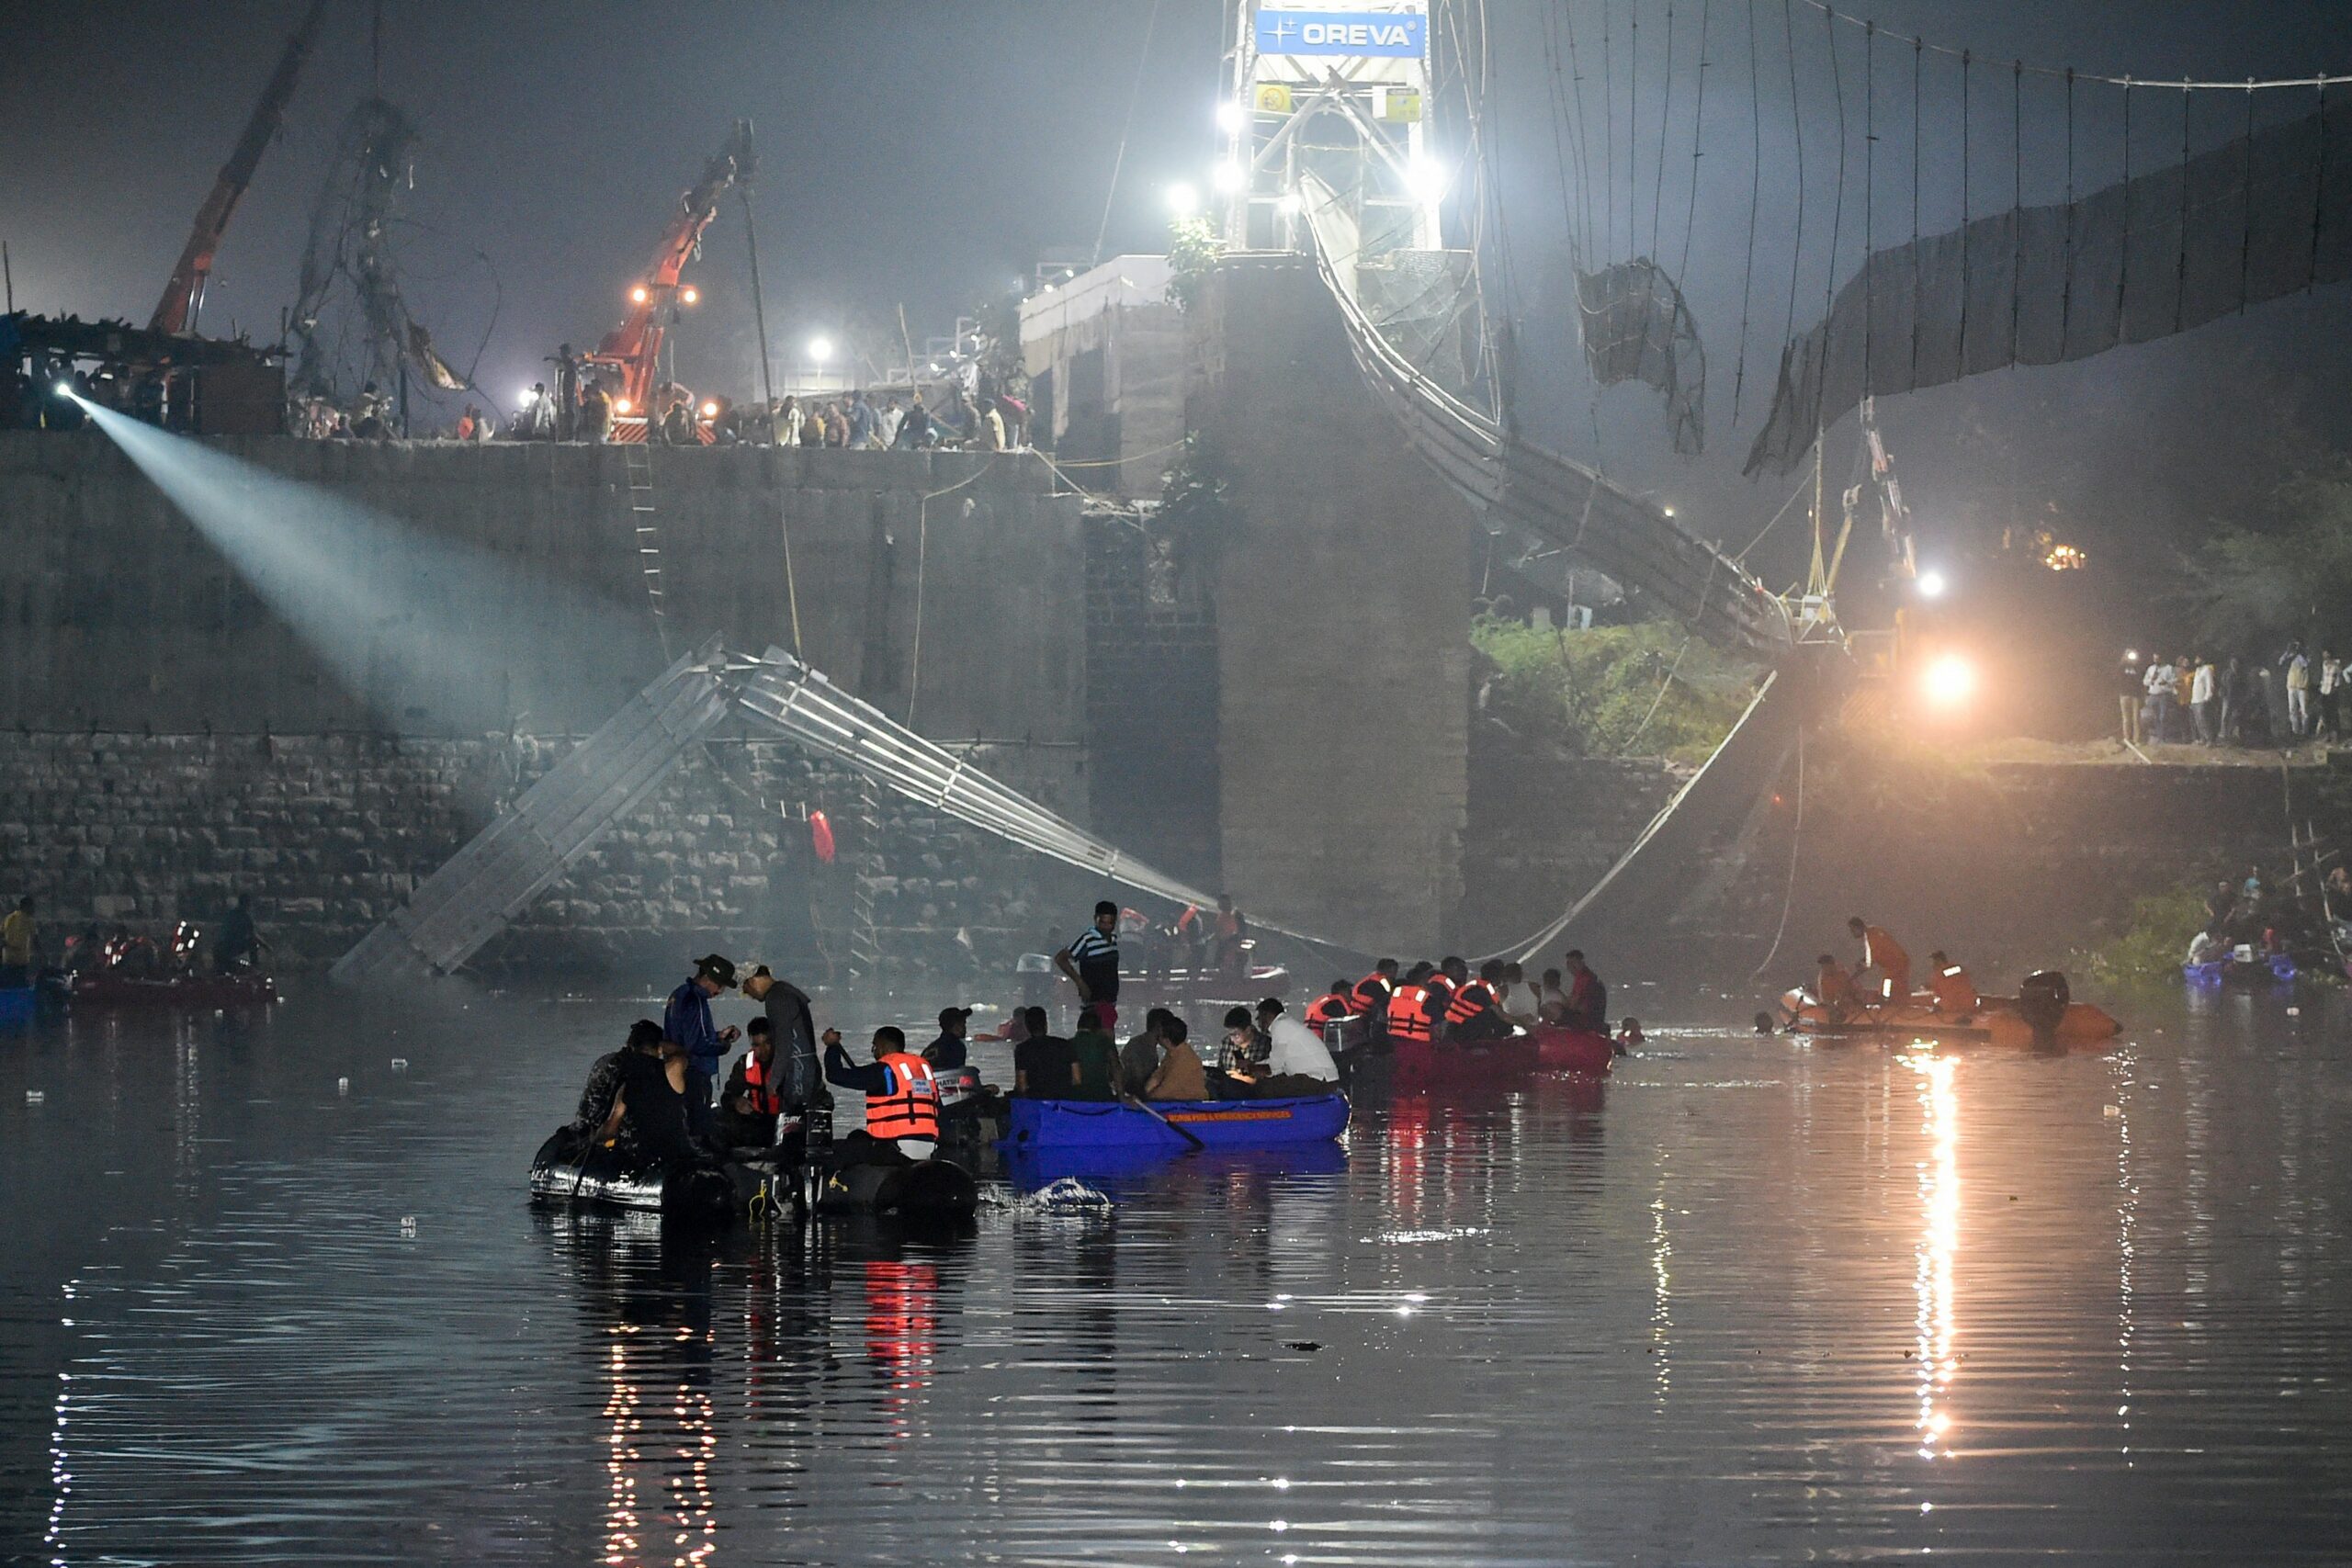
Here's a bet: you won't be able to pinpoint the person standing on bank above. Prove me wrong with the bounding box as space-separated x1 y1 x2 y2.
1054 901 1122 1032
664 953 741 1134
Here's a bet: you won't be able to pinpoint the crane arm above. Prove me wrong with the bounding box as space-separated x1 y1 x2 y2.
590 120 755 410
149 0 328 336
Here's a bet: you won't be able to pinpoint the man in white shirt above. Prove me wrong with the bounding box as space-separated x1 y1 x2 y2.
2143 655 2178 743
2190 657 2218 744
1252 998 1340 1095
2284 641 2312 736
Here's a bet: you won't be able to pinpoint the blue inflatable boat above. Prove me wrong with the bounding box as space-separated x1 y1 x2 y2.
1002 1094 1350 1151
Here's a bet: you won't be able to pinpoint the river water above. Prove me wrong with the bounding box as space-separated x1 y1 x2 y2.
3 982 2348 1565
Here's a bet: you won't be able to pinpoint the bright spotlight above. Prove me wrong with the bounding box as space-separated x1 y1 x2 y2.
1406 155 1452 205
1216 99 1245 134
1211 161 1244 193
1922 653 1975 707
53 379 74 398
1917 569 1949 598
1277 189 1303 216
1165 181 1201 218
679 285 700 306
517 386 537 406
699 400 718 419
629 284 650 304
808 335 834 364
612 397 632 415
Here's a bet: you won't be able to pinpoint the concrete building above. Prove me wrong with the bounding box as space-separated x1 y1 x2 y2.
1019 255 1185 500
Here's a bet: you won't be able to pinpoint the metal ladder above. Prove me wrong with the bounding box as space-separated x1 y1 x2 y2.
845 773 886 990
625 443 670 659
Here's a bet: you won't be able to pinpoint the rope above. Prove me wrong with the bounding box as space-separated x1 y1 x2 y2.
1731 0 1764 423
1091 0 1161 266
1621 637 1695 753
1648 4 1674 264
1602 0 1619 257
1819 2 1847 403
1778 0 1808 365
1047 434 1189 470
1792 0 2352 92
1732 468 1816 561
1747 728 1804 981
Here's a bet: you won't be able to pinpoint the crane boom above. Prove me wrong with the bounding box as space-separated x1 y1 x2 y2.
149 0 329 337
587 120 755 421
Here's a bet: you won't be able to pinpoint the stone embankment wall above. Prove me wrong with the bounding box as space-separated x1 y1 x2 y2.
0 433 1102 981
1713 750 2349 979
1455 728 1689 960
0 728 1087 983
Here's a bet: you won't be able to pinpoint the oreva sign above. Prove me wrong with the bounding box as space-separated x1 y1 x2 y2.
1254 9 1428 59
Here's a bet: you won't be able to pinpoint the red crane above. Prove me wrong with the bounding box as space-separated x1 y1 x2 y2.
585 120 755 439
149 0 329 336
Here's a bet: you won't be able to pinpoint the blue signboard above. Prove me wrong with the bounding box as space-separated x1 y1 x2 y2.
1254 9 1427 59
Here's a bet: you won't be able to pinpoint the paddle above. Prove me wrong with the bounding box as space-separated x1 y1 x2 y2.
1121 1091 1206 1152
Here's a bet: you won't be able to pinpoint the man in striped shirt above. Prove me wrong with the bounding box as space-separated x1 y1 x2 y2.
1055 900 1123 1032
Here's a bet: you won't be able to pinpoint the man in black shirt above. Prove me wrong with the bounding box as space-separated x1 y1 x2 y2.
1054 900 1122 1031
1012 1004 1076 1098
572 1020 665 1139
925 1006 973 1069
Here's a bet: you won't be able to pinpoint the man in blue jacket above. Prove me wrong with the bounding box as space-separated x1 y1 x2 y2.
664 953 741 1134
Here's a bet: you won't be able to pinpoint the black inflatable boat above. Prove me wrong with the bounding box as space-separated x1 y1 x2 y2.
528 1130 738 1220
530 1127 978 1224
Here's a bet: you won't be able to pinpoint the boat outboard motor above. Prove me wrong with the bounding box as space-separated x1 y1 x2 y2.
2018 970 2071 1046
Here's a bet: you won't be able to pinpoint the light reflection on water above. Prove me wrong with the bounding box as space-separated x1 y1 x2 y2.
3 988 2351 1562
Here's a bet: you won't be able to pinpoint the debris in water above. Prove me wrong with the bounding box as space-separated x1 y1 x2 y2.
337 1077 350 1095
2104 1104 2121 1118
400 1216 417 1238
981 1177 1112 1213
25 1089 45 1105
1281 1340 1324 1352
390 1057 410 1071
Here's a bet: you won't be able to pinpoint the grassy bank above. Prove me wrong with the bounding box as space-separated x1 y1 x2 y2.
1473 615 1758 764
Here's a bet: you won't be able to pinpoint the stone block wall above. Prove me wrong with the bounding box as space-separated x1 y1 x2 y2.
0 729 1092 986
1455 725 1690 959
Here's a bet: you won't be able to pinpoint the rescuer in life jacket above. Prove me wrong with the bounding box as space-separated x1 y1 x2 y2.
1925 952 1978 1020
1350 959 1399 1025
716 1018 786 1154
1813 953 1860 1021
1304 981 1357 1031
1849 917 1912 1004
822 1025 943 1160
1385 964 1442 1044
1441 957 1513 1041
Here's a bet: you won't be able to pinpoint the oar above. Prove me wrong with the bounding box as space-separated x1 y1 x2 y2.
1121 1091 1206 1152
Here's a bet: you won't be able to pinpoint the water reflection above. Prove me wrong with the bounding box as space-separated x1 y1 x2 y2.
11 992 2352 1562
1907 1051 1960 1461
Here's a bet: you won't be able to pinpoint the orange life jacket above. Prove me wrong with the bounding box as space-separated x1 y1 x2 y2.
741 1051 783 1116
1928 964 1976 1016
1385 983 1435 1043
1351 972 1392 1016
1444 979 1494 1025
865 1052 941 1142
1305 993 1352 1028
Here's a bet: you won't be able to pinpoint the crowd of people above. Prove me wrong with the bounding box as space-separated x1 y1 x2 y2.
563 897 1636 1185
2183 863 2347 970
2121 642 2347 748
0 894 269 988
1772 915 1982 1028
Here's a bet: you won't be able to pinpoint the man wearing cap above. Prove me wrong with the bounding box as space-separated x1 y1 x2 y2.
664 953 741 1135
925 1006 973 1070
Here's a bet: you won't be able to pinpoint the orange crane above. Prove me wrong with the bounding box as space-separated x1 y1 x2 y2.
150 0 329 336
584 120 754 441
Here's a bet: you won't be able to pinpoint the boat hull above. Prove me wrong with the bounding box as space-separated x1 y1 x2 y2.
1778 989 2120 1047
1388 1033 1541 1091
1528 1025 1616 1076
527 1131 737 1219
1001 1093 1349 1150
73 972 277 1010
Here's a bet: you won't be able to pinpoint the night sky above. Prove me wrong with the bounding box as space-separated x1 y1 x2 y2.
9 1 2352 622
